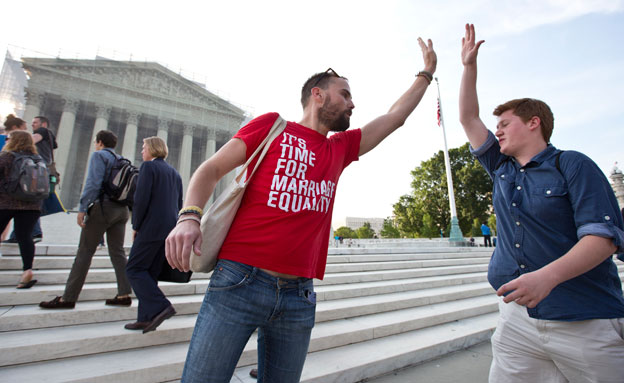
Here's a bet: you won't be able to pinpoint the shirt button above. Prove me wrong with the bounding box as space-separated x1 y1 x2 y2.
517 186 522 190
605 215 611 221
520 169 525 173
515 243 520 248
520 264 526 269
512 203 517 207
516 221 520 226
546 190 552 195
501 174 506 179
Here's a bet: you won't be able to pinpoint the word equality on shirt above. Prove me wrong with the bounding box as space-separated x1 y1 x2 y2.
267 132 336 213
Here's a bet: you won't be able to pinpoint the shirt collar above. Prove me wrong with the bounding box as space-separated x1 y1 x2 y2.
512 144 558 169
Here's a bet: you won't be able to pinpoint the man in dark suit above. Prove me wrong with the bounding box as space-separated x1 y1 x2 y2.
125 136 183 333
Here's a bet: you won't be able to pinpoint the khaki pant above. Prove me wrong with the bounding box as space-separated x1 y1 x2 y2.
62 199 131 302
489 299 624 383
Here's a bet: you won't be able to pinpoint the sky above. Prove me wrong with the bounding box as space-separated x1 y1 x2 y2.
2 0 623 229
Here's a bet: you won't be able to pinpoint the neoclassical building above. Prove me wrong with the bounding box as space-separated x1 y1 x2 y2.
611 164 624 210
19 57 247 208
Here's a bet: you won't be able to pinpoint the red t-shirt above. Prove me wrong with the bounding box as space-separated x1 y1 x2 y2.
218 112 361 279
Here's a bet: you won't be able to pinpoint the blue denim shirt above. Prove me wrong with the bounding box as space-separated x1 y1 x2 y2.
472 131 624 320
78 149 117 212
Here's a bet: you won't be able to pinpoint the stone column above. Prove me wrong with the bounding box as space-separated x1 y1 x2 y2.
205 129 217 206
204 129 216 161
23 89 45 124
122 112 140 162
157 118 169 143
180 123 194 193
55 97 81 185
83 106 112 183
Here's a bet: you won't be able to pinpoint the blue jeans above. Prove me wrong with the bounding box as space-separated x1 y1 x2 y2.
181 259 316 383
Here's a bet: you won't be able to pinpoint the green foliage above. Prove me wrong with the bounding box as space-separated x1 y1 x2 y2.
392 143 493 237
335 226 357 239
471 218 482 237
488 214 497 236
356 222 376 239
380 218 401 238
420 213 439 238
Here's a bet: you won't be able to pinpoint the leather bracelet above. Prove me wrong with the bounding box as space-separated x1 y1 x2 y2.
179 210 201 219
416 70 433 84
177 215 201 225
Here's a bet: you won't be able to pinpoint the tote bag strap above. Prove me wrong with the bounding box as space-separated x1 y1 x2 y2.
235 115 287 185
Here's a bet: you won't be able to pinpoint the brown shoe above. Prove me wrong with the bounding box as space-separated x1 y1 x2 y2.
124 321 150 330
105 295 132 306
143 305 176 334
249 368 258 379
39 296 75 309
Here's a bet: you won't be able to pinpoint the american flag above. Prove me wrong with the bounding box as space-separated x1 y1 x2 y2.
437 98 441 126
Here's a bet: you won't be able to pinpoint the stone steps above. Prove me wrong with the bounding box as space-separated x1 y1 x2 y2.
2 245 618 382
1 273 490 331
0 258 491 286
0 296 498 381
0 262 492 305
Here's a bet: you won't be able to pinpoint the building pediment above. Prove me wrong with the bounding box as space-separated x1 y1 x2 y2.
21 57 244 117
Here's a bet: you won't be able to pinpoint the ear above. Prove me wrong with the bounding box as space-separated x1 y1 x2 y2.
310 86 324 104
527 116 541 132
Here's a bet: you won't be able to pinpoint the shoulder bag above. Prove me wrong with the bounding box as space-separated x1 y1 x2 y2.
190 115 287 272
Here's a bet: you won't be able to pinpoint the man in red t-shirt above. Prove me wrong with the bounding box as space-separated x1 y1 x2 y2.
166 37 437 383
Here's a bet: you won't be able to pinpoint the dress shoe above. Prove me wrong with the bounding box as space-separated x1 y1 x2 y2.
105 295 132 306
39 296 75 309
124 321 150 330
249 368 258 379
143 305 176 333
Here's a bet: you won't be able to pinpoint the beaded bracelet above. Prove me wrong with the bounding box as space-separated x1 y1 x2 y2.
179 205 203 218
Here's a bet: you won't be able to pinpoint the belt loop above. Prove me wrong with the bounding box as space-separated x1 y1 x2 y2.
250 266 259 280
298 279 305 296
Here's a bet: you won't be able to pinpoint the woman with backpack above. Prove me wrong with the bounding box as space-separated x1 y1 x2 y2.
0 130 43 288
1 115 28 242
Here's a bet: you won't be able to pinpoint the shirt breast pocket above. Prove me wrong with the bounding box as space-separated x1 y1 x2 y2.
530 186 573 220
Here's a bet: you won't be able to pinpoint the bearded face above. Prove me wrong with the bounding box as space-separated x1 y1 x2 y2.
318 95 351 132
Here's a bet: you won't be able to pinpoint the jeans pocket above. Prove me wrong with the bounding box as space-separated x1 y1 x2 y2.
608 318 624 341
208 264 249 291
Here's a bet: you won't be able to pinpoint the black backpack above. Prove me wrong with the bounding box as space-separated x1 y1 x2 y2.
2 152 50 202
101 149 139 209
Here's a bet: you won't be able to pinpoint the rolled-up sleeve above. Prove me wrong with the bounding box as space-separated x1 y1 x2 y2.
564 152 624 254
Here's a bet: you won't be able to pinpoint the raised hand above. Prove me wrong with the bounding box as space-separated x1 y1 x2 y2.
461 23 484 66
418 37 437 74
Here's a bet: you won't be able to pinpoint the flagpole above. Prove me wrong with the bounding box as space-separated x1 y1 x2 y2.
435 77 464 242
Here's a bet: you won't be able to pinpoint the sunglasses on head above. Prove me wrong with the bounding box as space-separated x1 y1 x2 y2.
310 68 340 89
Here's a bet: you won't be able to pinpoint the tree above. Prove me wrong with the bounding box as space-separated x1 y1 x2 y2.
380 218 401 238
488 214 497 236
335 226 357 239
393 143 493 236
356 222 376 239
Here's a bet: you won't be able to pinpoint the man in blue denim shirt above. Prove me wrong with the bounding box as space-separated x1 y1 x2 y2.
40 130 133 309
459 24 624 382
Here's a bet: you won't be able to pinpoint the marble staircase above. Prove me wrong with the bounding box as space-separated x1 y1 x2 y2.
0 244 617 382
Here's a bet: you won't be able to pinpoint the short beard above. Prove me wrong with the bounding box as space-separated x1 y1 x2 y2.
318 96 350 132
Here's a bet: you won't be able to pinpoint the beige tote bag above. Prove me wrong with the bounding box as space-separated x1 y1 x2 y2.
190 115 287 272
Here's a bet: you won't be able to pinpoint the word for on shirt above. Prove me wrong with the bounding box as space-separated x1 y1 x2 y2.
267 132 336 213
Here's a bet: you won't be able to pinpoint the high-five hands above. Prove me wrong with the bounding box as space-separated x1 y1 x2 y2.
461 23 485 66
